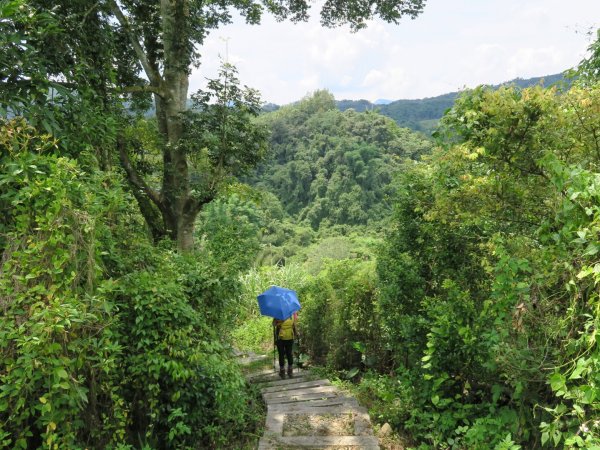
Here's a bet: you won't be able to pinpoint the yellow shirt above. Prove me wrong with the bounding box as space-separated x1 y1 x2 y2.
275 317 295 340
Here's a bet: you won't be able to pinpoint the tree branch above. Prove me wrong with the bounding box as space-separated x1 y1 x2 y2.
107 0 163 86
121 84 165 97
80 1 102 26
117 135 164 209
186 190 215 217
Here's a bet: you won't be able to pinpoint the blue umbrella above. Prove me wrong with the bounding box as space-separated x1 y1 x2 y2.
257 286 301 320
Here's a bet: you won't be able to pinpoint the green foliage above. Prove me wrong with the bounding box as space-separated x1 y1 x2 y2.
249 90 433 229
300 259 383 371
0 0 59 116
0 119 127 448
0 119 261 448
199 192 263 272
0 0 120 168
184 63 269 195
353 370 417 429
573 29 600 84
110 261 253 448
290 233 380 274
369 80 600 448
230 316 274 354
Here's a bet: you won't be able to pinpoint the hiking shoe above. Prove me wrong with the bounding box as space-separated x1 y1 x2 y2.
287 367 293 378
279 368 285 379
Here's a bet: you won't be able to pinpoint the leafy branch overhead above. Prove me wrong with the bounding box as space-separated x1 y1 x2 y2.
182 64 269 207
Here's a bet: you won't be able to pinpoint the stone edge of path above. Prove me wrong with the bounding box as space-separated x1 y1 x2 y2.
258 435 380 449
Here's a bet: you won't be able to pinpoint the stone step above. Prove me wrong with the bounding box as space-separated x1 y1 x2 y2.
269 405 368 416
263 385 339 402
265 390 341 404
260 375 312 388
246 368 276 379
247 366 378 449
264 406 373 435
248 369 310 383
258 434 380 449
268 396 359 412
261 379 331 394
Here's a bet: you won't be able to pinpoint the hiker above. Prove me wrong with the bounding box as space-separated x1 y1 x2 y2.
273 315 297 378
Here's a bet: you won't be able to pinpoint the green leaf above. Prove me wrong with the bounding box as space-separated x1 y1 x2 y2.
580 385 596 404
569 359 587 380
565 435 584 446
549 372 566 393
553 431 562 446
577 266 594 279
541 432 549 446
346 367 360 379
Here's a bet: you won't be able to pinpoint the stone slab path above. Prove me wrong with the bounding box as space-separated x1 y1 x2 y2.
247 366 380 449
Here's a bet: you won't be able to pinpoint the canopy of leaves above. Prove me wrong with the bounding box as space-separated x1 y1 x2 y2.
575 28 600 84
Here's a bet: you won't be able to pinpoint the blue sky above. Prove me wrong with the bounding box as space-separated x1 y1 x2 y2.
190 0 600 105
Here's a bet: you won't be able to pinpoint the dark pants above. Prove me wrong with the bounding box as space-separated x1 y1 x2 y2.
276 339 293 368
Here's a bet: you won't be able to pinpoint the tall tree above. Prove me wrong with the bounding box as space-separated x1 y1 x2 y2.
4 0 427 250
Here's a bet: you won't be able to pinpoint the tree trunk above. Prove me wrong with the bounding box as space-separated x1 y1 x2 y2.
157 83 198 251
113 0 205 252
156 0 197 251
176 211 196 252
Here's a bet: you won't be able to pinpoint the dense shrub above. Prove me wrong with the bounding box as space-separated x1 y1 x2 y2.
110 263 252 448
0 120 124 447
0 119 259 449
372 83 600 448
300 259 383 372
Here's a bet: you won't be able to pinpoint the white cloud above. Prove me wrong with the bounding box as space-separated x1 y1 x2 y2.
362 70 386 87
340 75 353 87
299 73 321 91
506 47 565 79
188 0 600 104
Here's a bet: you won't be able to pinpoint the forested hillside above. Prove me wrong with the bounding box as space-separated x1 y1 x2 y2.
247 90 432 229
340 73 566 133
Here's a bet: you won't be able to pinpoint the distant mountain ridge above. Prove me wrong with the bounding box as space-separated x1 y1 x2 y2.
336 73 567 134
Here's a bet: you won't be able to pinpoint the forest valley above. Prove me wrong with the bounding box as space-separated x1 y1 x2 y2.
2 0 600 448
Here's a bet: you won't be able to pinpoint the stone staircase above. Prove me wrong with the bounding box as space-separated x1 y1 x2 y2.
247 367 380 449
